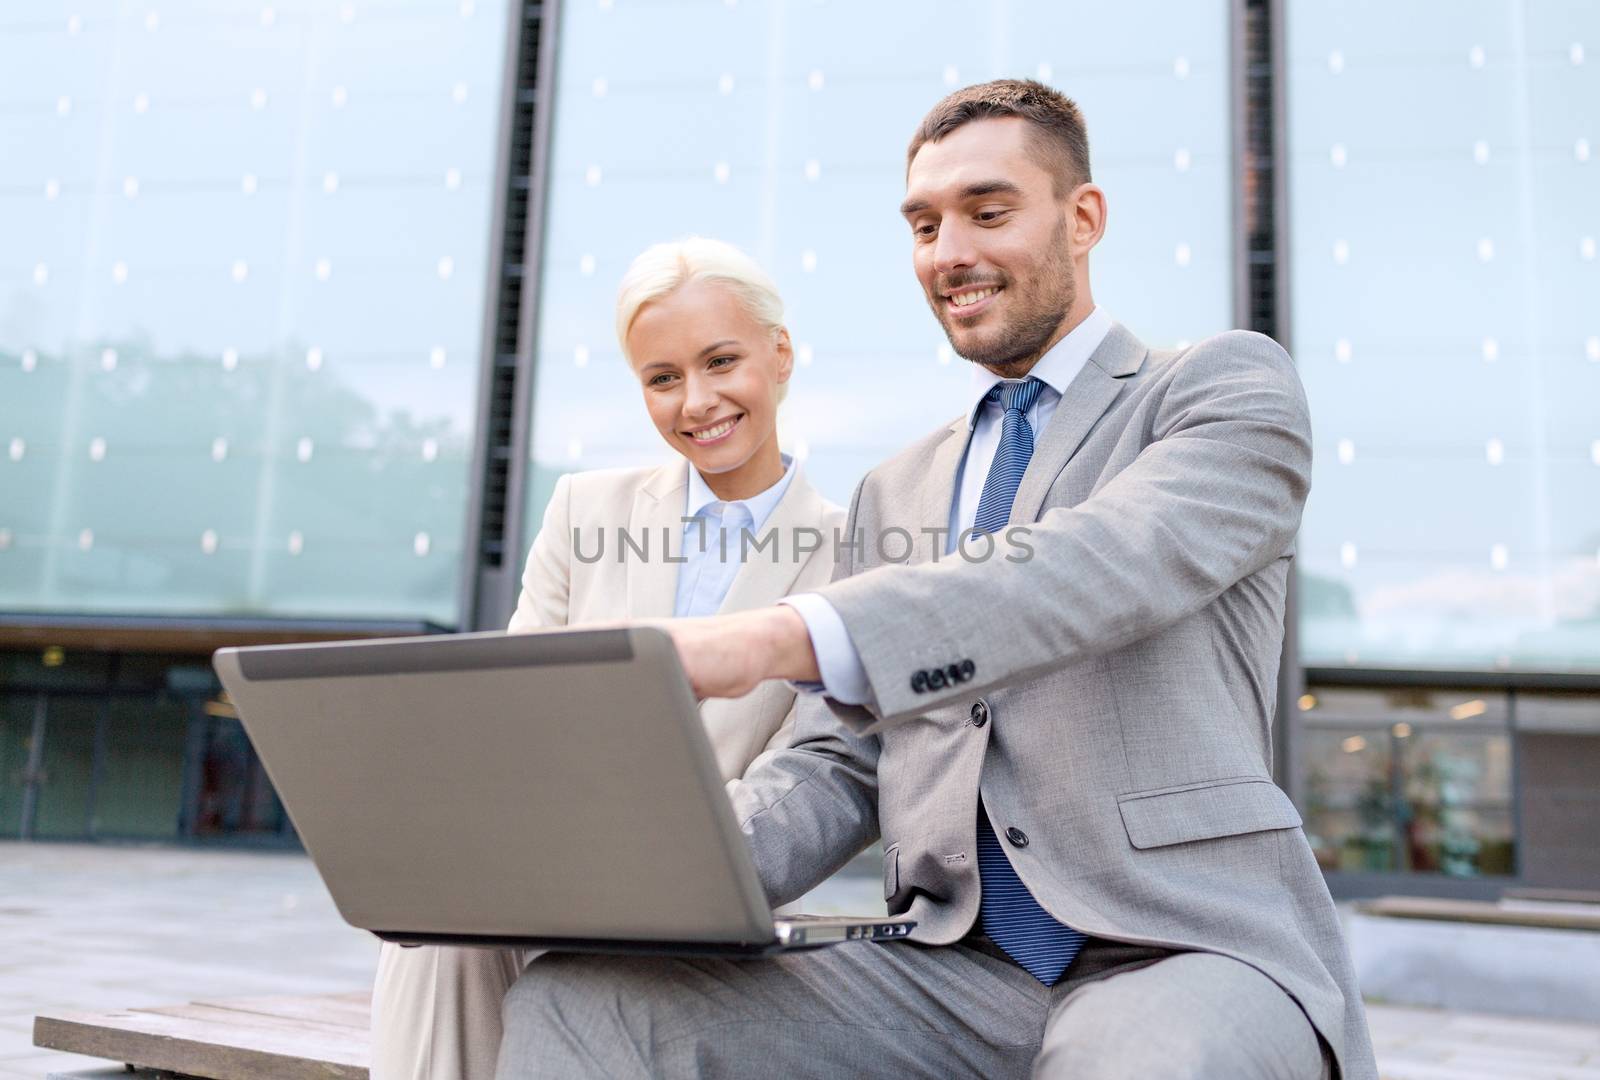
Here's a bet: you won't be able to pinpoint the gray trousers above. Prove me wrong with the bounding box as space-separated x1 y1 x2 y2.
496 937 1332 1079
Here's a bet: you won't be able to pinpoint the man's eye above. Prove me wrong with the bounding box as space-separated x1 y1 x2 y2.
977 210 1007 223
913 223 938 239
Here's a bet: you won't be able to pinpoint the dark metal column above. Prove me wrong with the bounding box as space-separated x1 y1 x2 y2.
460 0 564 631
1233 0 1298 790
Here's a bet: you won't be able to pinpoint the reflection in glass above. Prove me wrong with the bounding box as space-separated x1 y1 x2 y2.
527 2 1233 527
1297 687 1514 877
191 712 285 838
95 696 186 839
1287 2 1600 671
0 695 34 835
31 697 97 839
0 3 510 623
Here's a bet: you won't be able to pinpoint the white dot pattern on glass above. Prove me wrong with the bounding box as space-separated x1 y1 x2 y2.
14 0 508 615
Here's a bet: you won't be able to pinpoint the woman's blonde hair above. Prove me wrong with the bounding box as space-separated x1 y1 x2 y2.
614 236 787 365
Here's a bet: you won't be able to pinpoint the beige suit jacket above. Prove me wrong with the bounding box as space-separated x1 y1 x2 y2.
508 458 845 780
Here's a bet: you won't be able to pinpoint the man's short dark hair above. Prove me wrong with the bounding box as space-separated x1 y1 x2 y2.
907 79 1092 196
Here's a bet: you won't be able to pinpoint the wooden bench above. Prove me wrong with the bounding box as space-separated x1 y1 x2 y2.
1356 894 1600 932
33 991 370 1079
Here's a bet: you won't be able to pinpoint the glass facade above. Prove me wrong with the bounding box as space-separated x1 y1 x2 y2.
1287 2 1600 673
0 1 511 624
526 0 1233 519
1296 687 1516 878
0 647 289 842
0 1 1595 894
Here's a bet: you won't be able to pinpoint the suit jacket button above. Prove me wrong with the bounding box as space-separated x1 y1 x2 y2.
1005 827 1029 848
969 701 989 728
945 663 963 684
911 670 929 693
959 659 976 680
929 668 948 690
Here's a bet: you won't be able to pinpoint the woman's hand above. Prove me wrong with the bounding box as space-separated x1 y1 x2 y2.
662 606 820 700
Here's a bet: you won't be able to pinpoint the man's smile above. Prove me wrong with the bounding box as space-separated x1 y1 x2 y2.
945 285 1003 319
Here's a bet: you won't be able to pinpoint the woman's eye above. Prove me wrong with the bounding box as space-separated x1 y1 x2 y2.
649 373 676 387
708 355 736 369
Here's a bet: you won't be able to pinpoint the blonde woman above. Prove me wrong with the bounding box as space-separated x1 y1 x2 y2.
370 237 843 1080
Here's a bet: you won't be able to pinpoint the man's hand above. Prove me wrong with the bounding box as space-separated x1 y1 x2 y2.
661 606 820 700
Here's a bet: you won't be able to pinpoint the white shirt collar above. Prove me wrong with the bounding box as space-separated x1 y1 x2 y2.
685 452 796 531
964 305 1114 429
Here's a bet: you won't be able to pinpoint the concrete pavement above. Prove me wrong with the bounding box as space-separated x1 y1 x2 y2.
3 843 1597 1079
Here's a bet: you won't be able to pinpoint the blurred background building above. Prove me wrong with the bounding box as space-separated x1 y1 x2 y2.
1 0 1596 899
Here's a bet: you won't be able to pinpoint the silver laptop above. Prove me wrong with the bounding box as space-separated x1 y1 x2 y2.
212 626 913 955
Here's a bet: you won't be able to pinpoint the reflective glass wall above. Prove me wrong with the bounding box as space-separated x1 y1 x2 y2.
0 1 510 624
1295 687 1516 877
0 648 289 842
1288 2 1600 673
526 0 1234 521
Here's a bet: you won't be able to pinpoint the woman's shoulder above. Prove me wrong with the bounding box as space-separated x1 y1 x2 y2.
553 460 686 520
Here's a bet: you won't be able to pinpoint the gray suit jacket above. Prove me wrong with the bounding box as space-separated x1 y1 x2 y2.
730 325 1377 1080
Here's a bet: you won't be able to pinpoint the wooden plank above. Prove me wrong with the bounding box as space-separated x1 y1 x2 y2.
1359 896 1600 932
188 992 372 1030
130 1002 371 1044
1504 886 1600 906
33 1007 368 1080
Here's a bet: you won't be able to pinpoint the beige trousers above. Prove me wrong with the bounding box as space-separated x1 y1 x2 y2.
370 943 536 1080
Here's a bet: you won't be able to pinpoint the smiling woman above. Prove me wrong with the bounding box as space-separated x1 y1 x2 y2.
368 236 844 1080
616 238 794 501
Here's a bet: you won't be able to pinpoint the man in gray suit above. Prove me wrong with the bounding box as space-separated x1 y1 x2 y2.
498 80 1378 1080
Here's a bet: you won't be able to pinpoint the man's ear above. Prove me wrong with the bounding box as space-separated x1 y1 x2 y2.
1068 182 1108 255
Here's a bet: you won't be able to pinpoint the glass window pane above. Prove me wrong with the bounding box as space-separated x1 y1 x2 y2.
32 697 97 839
0 2 513 624
93 695 186 839
1296 687 1515 877
0 694 35 836
192 712 284 838
1287 1 1600 672
526 1 1233 525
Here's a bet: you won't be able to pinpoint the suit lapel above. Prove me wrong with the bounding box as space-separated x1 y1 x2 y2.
1011 322 1146 524
716 466 826 615
915 418 970 562
625 460 689 619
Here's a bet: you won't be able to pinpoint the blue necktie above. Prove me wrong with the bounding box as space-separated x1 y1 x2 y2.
970 377 1088 986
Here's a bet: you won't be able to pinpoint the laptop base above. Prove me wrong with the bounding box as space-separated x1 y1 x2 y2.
375 915 915 956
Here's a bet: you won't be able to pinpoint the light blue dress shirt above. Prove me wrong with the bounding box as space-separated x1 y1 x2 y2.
783 307 1114 705
674 454 797 618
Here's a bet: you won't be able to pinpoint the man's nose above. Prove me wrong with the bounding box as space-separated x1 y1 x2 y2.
932 221 977 277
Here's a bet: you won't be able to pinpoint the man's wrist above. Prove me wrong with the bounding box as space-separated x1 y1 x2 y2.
764 604 821 683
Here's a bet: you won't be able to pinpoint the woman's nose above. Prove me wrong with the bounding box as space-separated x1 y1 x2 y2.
682 377 720 418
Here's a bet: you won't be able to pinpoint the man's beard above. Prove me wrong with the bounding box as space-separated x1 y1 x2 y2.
934 222 1076 375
